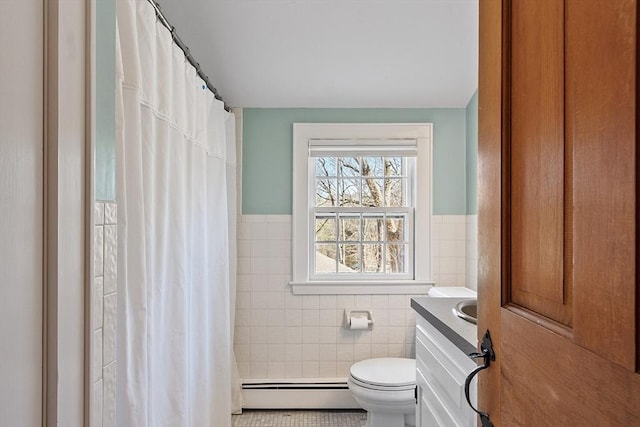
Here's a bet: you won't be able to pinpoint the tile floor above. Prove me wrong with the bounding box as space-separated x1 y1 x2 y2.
232 410 366 426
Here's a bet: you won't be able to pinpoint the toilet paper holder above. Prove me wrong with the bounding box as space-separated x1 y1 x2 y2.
344 309 374 330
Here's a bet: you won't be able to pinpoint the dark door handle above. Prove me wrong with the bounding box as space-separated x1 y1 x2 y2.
465 330 495 427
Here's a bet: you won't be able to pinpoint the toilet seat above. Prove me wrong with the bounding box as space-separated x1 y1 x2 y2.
349 358 416 391
349 375 415 392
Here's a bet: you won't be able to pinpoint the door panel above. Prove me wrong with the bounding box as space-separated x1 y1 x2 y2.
479 0 640 424
502 312 640 425
510 0 570 325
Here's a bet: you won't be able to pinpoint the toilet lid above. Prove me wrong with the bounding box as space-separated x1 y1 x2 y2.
349 358 416 387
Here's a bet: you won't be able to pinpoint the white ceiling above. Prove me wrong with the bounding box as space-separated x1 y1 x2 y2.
158 0 478 108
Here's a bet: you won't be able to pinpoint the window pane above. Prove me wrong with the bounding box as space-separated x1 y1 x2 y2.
362 243 383 272
385 178 404 207
338 178 360 206
315 178 337 207
384 157 403 177
386 244 407 273
315 244 337 274
362 178 384 207
338 244 361 272
315 215 336 242
338 214 361 241
362 157 384 177
385 215 405 242
316 157 337 177
338 157 360 177
363 215 384 242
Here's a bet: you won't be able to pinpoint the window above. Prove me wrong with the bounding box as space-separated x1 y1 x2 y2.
291 124 433 294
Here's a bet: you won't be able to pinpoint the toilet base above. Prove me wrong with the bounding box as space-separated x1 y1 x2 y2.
365 411 416 427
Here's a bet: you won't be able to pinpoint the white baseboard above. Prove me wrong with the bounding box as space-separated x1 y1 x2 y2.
241 379 360 409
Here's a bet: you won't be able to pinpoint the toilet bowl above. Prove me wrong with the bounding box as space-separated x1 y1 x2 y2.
347 357 416 427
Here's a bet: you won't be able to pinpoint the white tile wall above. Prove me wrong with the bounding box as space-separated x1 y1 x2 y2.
465 215 478 291
235 214 472 381
92 202 117 427
431 215 467 286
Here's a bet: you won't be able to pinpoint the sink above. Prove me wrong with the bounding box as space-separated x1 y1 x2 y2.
453 299 477 324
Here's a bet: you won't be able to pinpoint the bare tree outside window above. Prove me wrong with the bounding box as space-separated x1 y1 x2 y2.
314 156 408 275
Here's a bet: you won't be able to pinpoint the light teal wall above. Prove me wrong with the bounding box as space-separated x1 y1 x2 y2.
465 91 478 214
95 0 116 201
242 108 468 215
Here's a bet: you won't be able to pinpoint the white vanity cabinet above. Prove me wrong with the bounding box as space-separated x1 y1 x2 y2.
412 298 478 427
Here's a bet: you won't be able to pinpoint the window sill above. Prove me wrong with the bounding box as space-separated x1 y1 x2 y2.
290 280 434 295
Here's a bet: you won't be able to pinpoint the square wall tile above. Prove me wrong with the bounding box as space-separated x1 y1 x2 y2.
93 329 103 382
268 344 285 361
250 240 269 257
302 344 320 361
337 344 355 362
284 362 302 378
267 293 285 310
319 295 337 309
103 362 116 427
267 310 285 327
302 310 319 327
286 327 303 344
318 309 342 327
336 362 352 378
104 203 117 225
372 327 389 344
103 225 117 294
237 362 249 379
103 294 117 365
285 344 302 362
285 309 302 326
93 277 104 330
372 344 389 358
251 292 269 309
318 327 337 343
318 344 336 362
243 215 266 223
249 223 269 240
252 343 268 362
92 379 103 427
94 226 104 277
268 362 285 378
267 327 285 344
250 327 268 344
302 327 319 343
250 362 267 378
354 343 372 361
95 202 105 226
319 362 337 377
302 362 319 378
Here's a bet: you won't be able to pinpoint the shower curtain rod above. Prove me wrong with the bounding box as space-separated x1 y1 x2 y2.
147 0 232 112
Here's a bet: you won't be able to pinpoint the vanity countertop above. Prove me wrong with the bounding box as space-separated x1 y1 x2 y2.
411 297 478 355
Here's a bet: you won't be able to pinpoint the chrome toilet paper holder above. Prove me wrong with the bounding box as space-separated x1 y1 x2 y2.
344 309 374 330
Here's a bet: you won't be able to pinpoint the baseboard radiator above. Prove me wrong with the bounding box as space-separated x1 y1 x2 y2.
242 379 361 409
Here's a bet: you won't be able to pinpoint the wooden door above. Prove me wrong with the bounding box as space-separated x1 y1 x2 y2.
478 0 640 425
0 0 44 425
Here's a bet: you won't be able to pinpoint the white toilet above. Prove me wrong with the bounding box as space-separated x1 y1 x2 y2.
347 357 416 427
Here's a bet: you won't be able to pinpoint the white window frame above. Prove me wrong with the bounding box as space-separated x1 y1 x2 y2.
291 123 434 295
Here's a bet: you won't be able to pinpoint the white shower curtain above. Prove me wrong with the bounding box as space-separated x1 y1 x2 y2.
115 1 241 425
